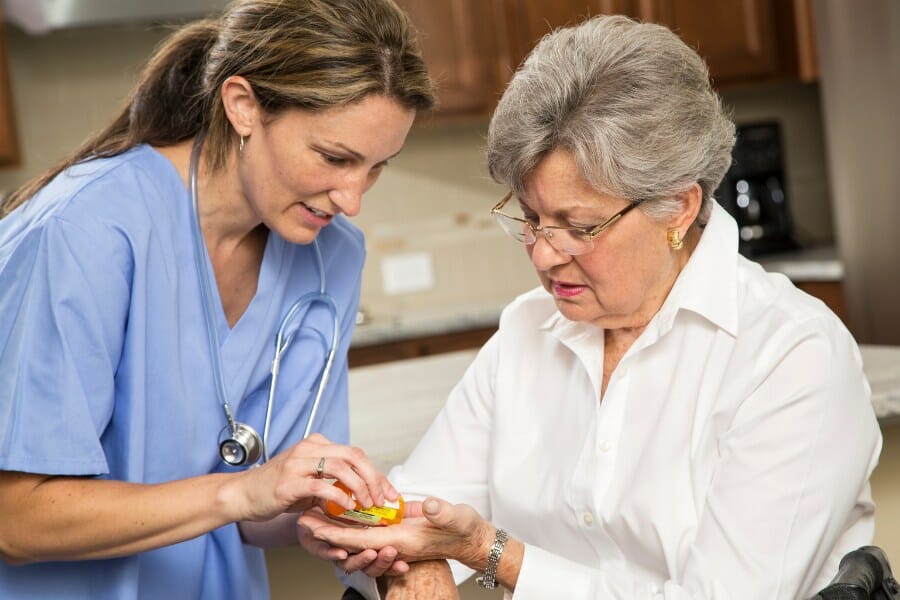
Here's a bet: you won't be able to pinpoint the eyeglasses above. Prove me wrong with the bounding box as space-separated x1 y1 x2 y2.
490 192 641 256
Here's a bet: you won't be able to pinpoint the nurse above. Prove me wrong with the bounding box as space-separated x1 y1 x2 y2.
0 0 433 598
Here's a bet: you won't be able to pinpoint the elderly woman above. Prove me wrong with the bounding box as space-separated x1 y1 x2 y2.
303 15 882 599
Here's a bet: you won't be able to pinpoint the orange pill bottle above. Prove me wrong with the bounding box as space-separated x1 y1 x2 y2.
324 481 405 527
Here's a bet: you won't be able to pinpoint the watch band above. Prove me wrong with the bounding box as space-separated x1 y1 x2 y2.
475 528 508 590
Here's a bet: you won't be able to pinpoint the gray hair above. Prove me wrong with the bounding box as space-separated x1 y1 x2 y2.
487 15 735 225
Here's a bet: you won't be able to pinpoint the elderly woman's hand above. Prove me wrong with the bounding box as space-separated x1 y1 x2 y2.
297 507 411 577
298 497 494 570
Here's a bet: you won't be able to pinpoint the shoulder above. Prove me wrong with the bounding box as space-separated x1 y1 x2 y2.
5 146 181 236
735 256 848 340
732 256 862 379
1 146 183 276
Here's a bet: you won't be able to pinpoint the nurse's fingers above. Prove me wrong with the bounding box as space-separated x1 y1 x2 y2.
335 546 409 579
335 546 410 578
297 511 350 561
303 445 393 508
336 548 378 574
300 437 395 495
362 547 410 578
302 534 351 561
308 454 380 508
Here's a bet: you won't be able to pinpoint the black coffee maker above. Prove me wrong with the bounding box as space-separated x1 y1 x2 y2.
715 122 799 257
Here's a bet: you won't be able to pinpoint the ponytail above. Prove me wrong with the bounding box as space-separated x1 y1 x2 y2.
1 19 218 216
1 0 434 218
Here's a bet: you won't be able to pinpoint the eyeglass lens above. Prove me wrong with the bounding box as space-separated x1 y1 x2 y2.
492 208 594 255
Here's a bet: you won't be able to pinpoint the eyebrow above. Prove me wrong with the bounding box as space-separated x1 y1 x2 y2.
327 142 404 163
517 197 596 222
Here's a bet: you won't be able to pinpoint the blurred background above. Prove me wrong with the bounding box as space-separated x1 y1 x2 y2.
0 1 897 597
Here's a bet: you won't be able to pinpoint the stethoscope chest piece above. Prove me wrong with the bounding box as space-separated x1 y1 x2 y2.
218 423 262 466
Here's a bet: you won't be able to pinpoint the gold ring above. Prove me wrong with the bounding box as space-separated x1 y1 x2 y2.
315 457 326 478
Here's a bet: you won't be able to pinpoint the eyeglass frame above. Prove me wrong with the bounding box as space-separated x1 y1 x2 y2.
490 192 642 255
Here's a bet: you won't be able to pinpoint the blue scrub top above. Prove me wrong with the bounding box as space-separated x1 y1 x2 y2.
0 145 365 598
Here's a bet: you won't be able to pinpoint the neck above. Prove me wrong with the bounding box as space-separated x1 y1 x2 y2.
158 138 262 254
603 224 701 342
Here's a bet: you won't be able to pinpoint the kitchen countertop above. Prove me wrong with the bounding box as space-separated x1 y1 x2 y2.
863 345 900 425
350 245 844 348
350 303 504 347
755 244 844 282
348 344 900 473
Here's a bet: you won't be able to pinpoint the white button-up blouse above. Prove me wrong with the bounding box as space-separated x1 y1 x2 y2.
355 205 882 599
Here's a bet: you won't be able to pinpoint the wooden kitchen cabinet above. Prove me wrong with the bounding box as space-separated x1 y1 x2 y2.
635 0 818 86
397 0 506 120
401 0 817 120
795 280 849 325
0 20 20 166
501 0 638 71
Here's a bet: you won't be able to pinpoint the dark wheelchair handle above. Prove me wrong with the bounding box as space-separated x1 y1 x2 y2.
811 546 900 600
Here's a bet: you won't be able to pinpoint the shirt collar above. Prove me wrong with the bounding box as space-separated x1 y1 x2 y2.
656 202 740 337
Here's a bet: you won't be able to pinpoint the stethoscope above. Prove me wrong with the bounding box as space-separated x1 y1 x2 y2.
188 137 341 467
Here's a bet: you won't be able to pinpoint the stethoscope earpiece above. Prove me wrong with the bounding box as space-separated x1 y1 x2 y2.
218 423 263 466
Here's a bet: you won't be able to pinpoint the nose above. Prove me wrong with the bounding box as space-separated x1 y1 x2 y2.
328 173 368 217
527 233 572 271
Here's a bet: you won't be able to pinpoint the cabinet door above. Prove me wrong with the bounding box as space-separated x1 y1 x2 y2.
636 0 781 84
397 0 503 118
0 17 19 166
503 0 637 70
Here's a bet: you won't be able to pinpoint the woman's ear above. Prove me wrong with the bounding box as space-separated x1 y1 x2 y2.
220 75 259 137
671 183 703 231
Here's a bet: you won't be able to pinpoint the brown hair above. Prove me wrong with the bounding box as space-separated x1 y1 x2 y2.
2 0 434 216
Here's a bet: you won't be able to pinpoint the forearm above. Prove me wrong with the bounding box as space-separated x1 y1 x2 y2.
379 559 458 599
0 470 242 564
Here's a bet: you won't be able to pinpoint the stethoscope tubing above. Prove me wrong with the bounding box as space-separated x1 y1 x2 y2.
189 137 237 435
189 136 339 466
264 287 340 462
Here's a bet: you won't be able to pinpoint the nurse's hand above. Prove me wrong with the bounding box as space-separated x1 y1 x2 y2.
298 507 411 576
226 433 396 524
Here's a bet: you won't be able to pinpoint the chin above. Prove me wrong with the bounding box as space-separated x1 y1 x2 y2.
555 300 594 323
278 223 321 246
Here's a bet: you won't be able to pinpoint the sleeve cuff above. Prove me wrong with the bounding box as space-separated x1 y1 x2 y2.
512 544 599 600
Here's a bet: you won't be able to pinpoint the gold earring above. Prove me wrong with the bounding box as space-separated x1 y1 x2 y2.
667 229 683 250
239 135 245 153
